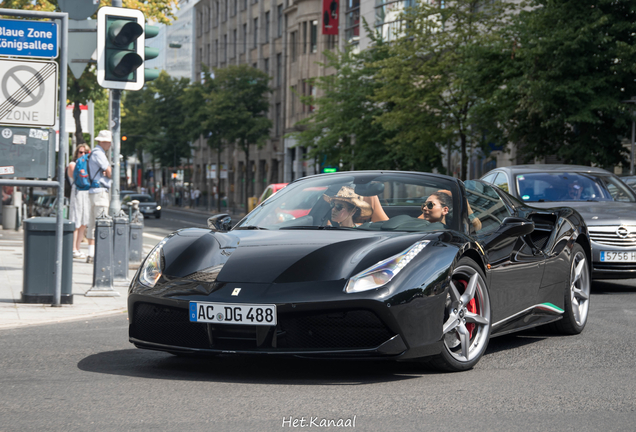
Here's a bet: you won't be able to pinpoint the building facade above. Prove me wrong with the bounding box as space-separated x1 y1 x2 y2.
192 0 346 211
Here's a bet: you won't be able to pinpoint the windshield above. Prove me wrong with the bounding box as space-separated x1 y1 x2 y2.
125 195 154 203
234 173 461 232
515 172 636 203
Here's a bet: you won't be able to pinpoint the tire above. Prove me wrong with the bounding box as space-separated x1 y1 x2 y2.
155 212 161 219
548 243 590 335
425 257 492 372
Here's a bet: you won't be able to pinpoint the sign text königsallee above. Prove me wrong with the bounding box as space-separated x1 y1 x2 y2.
0 19 58 59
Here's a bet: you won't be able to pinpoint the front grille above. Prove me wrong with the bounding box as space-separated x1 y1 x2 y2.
278 310 394 349
589 226 636 247
131 303 209 349
131 303 395 352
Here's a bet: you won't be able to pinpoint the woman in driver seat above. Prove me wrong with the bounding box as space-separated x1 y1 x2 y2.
323 186 372 228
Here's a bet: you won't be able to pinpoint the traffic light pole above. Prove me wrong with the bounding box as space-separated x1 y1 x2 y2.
109 0 122 216
109 89 122 215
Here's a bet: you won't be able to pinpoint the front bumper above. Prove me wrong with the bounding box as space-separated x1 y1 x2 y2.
127 279 446 360
591 236 636 279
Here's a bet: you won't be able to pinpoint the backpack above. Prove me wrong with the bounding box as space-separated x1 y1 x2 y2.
73 153 96 191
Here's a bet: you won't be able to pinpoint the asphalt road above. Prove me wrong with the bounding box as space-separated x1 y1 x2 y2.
0 280 635 431
1 210 635 431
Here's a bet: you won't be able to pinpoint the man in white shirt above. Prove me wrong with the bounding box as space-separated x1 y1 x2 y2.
86 130 112 263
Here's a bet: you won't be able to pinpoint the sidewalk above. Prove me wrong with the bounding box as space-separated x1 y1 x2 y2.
0 228 136 330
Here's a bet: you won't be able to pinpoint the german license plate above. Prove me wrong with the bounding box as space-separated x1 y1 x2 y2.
600 251 636 262
189 302 277 325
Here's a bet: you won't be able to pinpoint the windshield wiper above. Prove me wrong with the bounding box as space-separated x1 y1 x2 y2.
235 225 268 230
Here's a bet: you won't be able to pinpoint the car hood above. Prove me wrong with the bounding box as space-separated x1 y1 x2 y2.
526 201 636 226
161 229 442 284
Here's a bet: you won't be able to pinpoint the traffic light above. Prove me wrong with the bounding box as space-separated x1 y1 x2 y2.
121 135 127 141
144 24 160 82
97 6 146 91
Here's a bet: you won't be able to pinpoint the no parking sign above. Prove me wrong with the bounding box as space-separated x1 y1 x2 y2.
0 58 58 127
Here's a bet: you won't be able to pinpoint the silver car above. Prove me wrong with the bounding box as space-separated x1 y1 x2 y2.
481 164 636 279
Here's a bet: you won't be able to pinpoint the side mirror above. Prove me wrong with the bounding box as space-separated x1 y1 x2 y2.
208 214 232 232
483 217 534 246
499 216 535 237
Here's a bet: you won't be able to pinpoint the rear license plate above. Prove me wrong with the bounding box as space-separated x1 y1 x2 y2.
600 251 636 262
189 302 277 325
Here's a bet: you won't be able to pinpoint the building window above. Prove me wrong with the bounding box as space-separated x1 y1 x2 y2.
290 85 296 114
215 39 219 64
243 0 247 9
303 21 307 53
374 0 413 42
290 31 297 62
233 29 237 57
264 57 269 75
276 53 282 87
224 0 228 21
223 34 228 62
243 23 247 53
205 6 210 32
265 11 270 43
215 1 220 27
346 0 360 45
309 83 315 112
277 4 283 37
206 43 210 66
275 103 281 136
198 47 202 68
310 20 317 53
196 11 202 36
232 0 237 16
253 18 258 47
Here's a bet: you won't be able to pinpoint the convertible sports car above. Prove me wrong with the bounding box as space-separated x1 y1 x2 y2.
128 171 591 371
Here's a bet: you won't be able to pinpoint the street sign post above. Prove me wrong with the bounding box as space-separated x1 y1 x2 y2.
0 7 68 307
0 58 58 127
0 18 58 58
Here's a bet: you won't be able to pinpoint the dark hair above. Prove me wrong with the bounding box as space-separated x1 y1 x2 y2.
430 191 452 211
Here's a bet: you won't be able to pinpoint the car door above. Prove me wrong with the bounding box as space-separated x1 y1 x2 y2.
465 181 545 325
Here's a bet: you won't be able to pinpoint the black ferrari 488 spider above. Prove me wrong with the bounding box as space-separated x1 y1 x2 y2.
128 171 591 371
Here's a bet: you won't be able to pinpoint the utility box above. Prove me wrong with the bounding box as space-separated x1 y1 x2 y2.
22 217 74 304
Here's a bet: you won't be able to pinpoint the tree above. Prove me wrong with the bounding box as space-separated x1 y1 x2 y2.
1 0 178 24
373 0 517 179
213 65 272 213
66 66 105 145
122 72 190 186
473 0 636 168
292 28 401 171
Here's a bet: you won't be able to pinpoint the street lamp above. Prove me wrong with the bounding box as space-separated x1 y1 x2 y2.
623 97 636 175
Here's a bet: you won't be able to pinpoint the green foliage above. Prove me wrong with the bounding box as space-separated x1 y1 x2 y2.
122 71 191 166
374 0 518 179
213 64 272 152
67 65 106 144
473 0 636 168
292 31 402 171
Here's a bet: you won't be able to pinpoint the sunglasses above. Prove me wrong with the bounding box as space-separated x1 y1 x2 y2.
421 201 438 211
78 151 87 155
331 202 349 212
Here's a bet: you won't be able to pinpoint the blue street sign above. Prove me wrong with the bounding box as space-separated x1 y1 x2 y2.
0 19 58 59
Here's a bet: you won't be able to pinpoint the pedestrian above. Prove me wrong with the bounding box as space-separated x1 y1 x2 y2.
86 130 113 263
194 188 201 207
67 144 91 259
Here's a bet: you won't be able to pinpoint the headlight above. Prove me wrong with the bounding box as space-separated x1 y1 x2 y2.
156 205 162 210
345 240 430 293
139 238 169 287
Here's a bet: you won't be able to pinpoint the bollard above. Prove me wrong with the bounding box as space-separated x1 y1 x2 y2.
113 211 130 282
129 200 144 265
85 212 120 297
